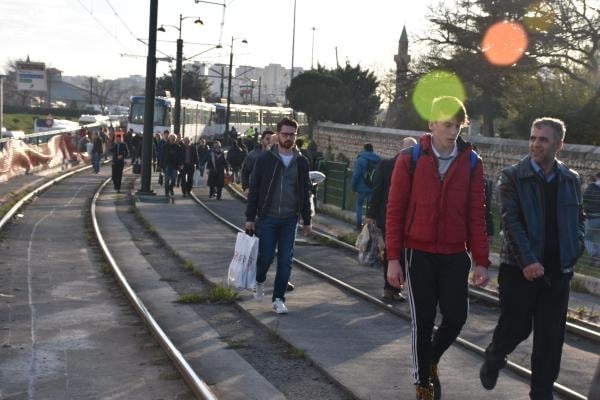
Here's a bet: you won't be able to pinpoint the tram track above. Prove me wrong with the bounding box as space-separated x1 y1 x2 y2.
191 186 597 400
227 184 600 343
0 167 211 399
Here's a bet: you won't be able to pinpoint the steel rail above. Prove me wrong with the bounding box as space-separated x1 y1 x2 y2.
227 184 600 343
91 177 217 400
191 190 588 400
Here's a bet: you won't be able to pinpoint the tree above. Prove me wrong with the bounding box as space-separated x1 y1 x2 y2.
286 70 351 125
156 64 210 101
331 63 382 125
421 0 599 137
287 63 381 125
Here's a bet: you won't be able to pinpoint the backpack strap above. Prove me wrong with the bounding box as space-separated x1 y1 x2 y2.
409 143 478 175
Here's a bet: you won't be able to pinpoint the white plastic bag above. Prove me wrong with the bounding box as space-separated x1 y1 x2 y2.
356 224 384 267
193 169 202 187
228 232 259 290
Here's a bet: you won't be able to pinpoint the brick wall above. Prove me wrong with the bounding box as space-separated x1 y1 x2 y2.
313 122 600 182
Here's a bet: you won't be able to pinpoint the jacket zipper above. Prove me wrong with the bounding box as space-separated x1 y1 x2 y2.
264 162 279 215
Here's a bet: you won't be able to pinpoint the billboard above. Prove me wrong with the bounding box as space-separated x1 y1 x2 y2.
16 62 47 92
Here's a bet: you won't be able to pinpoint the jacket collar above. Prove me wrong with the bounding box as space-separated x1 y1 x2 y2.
419 133 471 155
516 155 575 180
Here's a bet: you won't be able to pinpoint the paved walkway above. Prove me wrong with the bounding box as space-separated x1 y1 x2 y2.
132 177 542 400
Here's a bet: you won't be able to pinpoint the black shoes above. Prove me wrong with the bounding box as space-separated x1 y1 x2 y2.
480 358 505 390
287 282 295 291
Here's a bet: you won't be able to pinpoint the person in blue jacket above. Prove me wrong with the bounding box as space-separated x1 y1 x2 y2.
351 143 381 229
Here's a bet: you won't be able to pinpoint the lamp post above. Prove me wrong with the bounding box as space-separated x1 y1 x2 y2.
290 0 297 85
157 14 203 136
222 36 247 138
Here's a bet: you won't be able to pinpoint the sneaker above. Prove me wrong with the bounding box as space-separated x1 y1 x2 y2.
254 282 264 301
480 358 505 390
272 298 288 314
382 288 406 301
415 383 434 400
170 195 175 204
287 282 295 291
430 364 441 400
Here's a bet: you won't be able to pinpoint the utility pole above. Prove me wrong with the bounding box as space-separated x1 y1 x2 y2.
290 0 297 86
138 0 159 195
257 76 261 105
89 77 93 104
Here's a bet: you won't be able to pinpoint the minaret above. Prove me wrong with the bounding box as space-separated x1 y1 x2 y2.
393 26 410 100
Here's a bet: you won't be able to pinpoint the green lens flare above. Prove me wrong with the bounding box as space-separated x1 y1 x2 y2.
412 71 466 121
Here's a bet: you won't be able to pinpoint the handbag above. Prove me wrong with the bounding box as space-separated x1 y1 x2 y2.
228 232 259 290
132 161 141 174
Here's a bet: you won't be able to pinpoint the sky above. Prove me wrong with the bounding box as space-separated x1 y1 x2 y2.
0 0 435 79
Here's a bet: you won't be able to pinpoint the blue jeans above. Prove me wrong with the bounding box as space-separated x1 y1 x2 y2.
256 215 298 302
164 166 178 196
92 152 101 173
356 192 372 226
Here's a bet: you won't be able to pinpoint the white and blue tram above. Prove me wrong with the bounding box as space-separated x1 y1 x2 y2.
127 96 307 141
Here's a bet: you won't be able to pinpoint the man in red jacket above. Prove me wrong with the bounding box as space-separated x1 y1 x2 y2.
386 96 490 400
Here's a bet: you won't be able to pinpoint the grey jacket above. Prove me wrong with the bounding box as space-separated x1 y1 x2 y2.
499 155 585 273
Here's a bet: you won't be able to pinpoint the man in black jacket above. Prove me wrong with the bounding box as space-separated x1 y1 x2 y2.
366 136 416 301
245 117 311 315
110 135 128 193
480 117 585 399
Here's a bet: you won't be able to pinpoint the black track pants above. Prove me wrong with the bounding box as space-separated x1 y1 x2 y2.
405 249 471 385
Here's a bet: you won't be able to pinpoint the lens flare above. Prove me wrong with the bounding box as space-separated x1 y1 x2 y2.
524 2 555 33
412 70 466 121
481 21 528 66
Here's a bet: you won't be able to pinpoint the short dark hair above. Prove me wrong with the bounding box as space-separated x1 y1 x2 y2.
276 117 298 132
430 96 469 126
364 143 374 152
531 117 566 141
295 138 305 148
261 130 274 139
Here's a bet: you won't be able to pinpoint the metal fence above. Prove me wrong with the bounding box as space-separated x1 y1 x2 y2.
316 159 600 279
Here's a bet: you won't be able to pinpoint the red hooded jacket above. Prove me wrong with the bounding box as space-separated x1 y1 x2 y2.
385 134 490 267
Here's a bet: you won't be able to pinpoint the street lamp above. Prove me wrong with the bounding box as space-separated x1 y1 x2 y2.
221 36 247 138
157 14 203 136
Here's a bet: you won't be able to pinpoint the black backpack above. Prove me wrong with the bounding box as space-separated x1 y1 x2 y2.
363 159 378 188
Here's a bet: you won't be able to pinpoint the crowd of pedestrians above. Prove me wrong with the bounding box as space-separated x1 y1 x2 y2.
98 103 590 399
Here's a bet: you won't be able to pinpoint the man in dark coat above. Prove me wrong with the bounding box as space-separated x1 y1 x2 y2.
180 137 199 196
207 141 229 200
110 135 128 193
366 136 416 301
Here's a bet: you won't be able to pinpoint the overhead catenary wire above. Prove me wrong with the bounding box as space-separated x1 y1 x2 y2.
75 0 131 52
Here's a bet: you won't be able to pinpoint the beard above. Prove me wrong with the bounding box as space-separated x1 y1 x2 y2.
279 139 294 149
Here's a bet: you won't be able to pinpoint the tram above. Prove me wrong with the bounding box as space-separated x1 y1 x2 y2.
127 96 307 140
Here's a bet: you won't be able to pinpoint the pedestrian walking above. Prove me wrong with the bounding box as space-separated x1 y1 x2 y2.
226 138 247 184
241 130 273 196
584 172 600 266
365 136 416 301
386 96 490 400
479 117 584 400
207 141 229 200
351 143 381 230
180 137 199 197
91 131 103 173
110 135 128 193
245 117 312 315
163 133 183 204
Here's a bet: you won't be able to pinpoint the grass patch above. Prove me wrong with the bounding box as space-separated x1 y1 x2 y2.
0 190 29 217
176 292 205 304
222 337 250 349
287 346 306 359
338 231 358 246
183 259 195 272
207 284 238 303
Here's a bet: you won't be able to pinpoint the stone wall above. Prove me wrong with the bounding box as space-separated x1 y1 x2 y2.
313 122 600 182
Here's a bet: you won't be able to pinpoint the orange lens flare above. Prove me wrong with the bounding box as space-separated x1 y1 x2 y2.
481 21 529 66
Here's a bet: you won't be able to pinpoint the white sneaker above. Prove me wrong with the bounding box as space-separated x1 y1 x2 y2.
272 298 288 314
254 282 264 301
